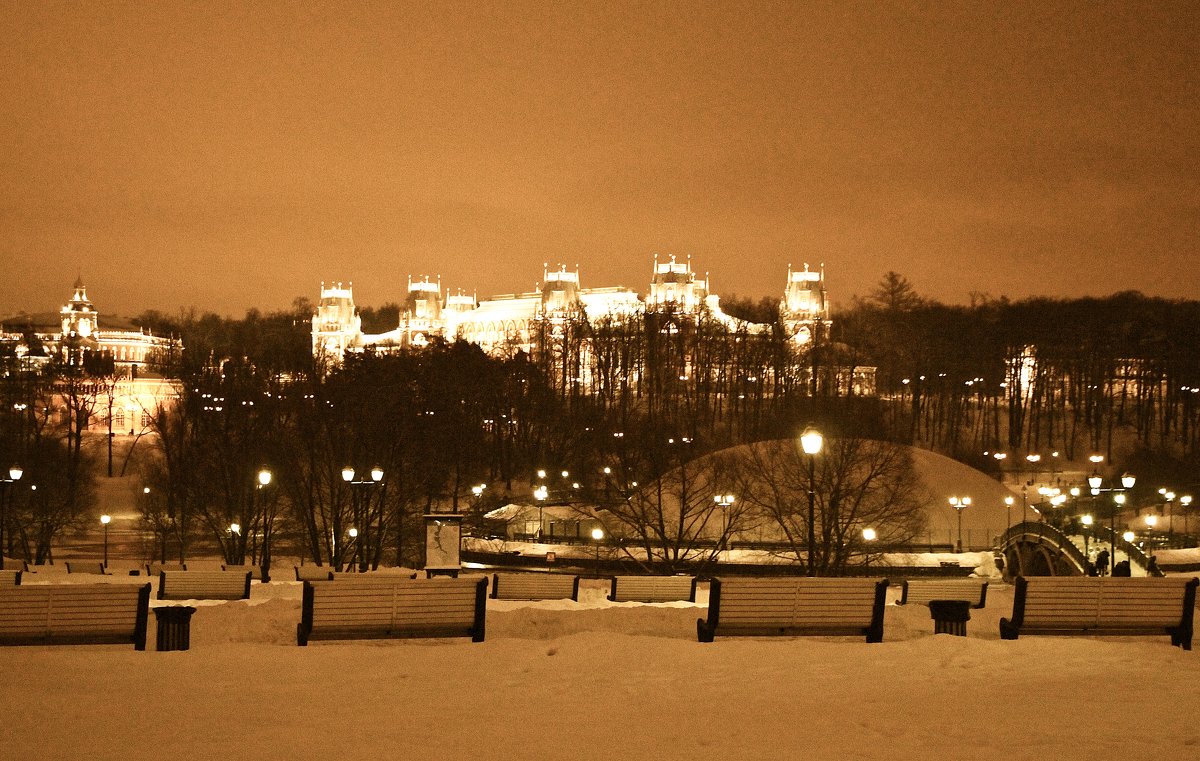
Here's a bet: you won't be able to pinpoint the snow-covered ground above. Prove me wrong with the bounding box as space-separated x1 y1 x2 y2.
4 572 1200 760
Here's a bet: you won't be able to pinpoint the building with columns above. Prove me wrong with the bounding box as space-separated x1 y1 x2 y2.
311 257 873 394
0 279 183 434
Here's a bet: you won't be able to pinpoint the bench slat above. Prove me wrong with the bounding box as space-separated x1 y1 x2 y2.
0 583 151 649
491 573 580 600
1001 576 1199 648
298 577 487 645
698 577 888 642
158 570 253 601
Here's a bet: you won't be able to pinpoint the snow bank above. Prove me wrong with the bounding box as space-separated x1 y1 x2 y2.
3 576 1200 760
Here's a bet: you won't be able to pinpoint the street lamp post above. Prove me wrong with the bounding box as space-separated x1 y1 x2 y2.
347 527 359 571
100 513 112 568
949 496 971 552
800 425 823 577
1088 471 1135 575
0 465 22 557
256 468 273 581
533 484 548 541
1181 495 1193 536
591 527 604 579
713 494 735 553
342 466 384 571
862 527 877 569
1004 495 1014 530
1081 514 1093 563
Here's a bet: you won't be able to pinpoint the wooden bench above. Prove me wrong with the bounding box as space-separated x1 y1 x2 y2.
609 575 697 603
65 561 108 575
295 565 335 581
697 577 889 643
2 557 28 571
0 583 151 649
898 578 989 608
157 569 253 601
147 562 187 577
297 576 487 645
0 570 21 586
1000 576 1199 649
491 573 580 601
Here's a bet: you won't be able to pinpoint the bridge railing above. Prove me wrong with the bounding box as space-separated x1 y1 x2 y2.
998 520 1164 577
997 521 1089 574
1087 523 1162 576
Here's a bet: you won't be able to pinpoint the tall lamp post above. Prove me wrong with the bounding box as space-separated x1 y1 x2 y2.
100 513 111 568
0 465 22 557
1088 471 1135 575
1181 495 1193 536
1004 495 1014 530
256 468 273 581
949 496 971 552
800 425 823 576
532 484 548 541
591 526 604 578
342 465 384 571
1080 514 1093 562
862 527 877 569
713 494 735 553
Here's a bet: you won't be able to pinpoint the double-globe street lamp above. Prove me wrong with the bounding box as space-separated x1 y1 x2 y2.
948 496 972 552
800 425 824 577
713 494 735 553
1088 471 1136 575
342 465 384 572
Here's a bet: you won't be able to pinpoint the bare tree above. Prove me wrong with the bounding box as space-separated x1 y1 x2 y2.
731 437 928 575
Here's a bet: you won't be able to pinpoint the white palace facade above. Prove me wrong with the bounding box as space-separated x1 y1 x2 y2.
313 257 874 394
0 279 183 435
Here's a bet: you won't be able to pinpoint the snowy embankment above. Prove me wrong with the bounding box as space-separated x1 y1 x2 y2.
3 574 1200 760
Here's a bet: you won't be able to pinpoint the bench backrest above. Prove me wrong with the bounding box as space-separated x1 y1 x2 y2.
0 570 21 586
609 575 697 603
2 557 28 571
0 583 151 649
1018 576 1198 628
295 565 335 581
491 573 580 600
157 570 253 600
65 561 108 575
147 563 187 576
299 576 487 644
900 578 988 608
702 577 888 641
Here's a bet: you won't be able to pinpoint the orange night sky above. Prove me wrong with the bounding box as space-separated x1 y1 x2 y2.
1 1 1196 317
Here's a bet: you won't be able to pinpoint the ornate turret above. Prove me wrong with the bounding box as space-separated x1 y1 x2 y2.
311 282 361 364
61 275 98 339
398 276 447 348
647 254 705 313
539 264 582 317
780 263 831 345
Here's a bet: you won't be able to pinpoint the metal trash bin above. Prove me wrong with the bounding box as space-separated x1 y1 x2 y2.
154 606 196 651
928 599 971 636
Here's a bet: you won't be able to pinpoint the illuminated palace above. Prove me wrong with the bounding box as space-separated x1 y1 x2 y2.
0 278 182 434
313 257 875 395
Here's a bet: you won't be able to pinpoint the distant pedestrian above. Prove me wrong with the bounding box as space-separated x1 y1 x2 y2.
1147 556 1160 575
1095 549 1110 576
1112 560 1131 577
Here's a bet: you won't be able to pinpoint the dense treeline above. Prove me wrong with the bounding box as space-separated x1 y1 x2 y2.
839 276 1200 480
4 274 1197 569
